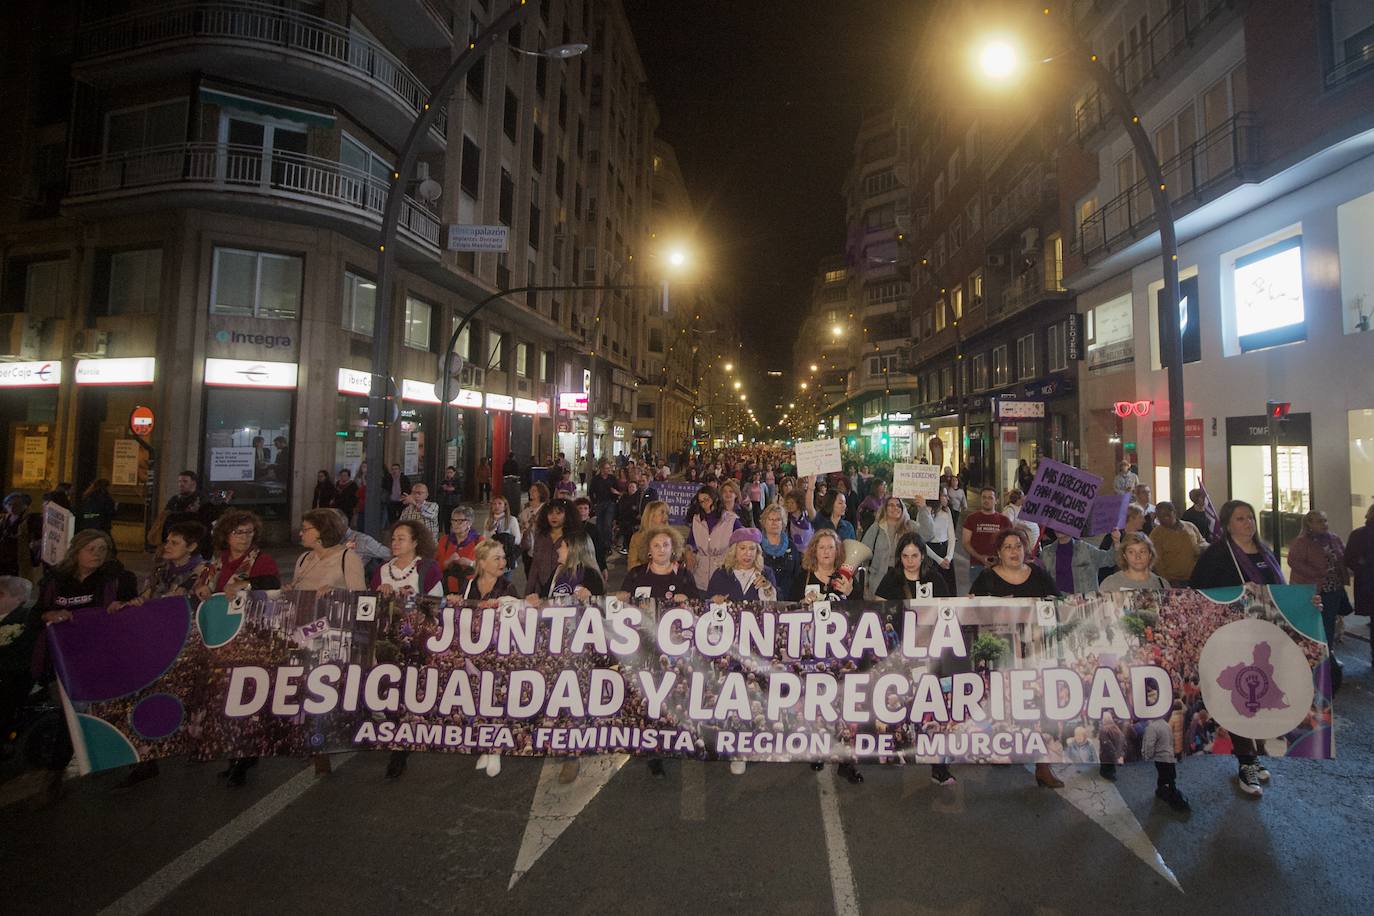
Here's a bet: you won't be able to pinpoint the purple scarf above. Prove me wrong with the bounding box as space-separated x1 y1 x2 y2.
1228 538 1285 585
1054 540 1076 594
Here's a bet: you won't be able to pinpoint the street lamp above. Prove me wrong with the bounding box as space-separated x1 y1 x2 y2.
973 17 1188 509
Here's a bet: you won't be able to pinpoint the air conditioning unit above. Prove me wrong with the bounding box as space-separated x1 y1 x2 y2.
987 252 1008 268
1020 228 1041 254
459 365 484 388
0 314 44 359
71 328 109 358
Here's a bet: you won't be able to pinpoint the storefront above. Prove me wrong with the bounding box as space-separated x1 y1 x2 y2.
556 392 589 468
1226 413 1312 550
334 368 371 477
1150 418 1206 503
202 357 297 542
1350 408 1374 532
73 357 157 552
611 423 629 460
0 360 62 497
993 398 1046 491
884 411 915 461
400 377 482 490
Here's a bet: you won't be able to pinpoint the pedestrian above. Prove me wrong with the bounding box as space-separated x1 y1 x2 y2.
77 479 117 533
923 493 957 594
483 495 521 576
1141 684 1192 812
382 463 410 524
527 497 581 597
0 576 37 763
1181 488 1215 542
519 482 548 579
398 483 440 541
0 493 35 580
782 488 814 553
193 511 281 601
435 506 481 593
333 469 359 520
626 500 670 570
706 528 778 603
799 528 862 783
960 486 1010 580
311 470 336 509
1149 501 1206 586
1131 484 1157 531
458 538 517 779
758 503 801 600
113 522 207 611
534 528 605 602
1113 460 1139 495
1099 532 1170 591
685 485 741 593
809 487 856 541
588 459 622 549
475 457 492 502
621 526 697 604
944 475 967 529
155 471 203 542
1002 488 1024 525
1016 458 1035 493
1289 509 1351 672
861 496 916 599
573 497 610 573
1040 530 1119 595
1344 503 1374 668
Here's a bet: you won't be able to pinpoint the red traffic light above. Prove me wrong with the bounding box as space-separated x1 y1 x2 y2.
1266 401 1291 419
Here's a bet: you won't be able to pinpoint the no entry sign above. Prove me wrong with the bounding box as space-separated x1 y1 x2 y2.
129 405 155 437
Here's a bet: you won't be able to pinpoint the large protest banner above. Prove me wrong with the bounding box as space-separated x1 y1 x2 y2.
48 586 1334 774
1019 459 1103 536
655 481 701 525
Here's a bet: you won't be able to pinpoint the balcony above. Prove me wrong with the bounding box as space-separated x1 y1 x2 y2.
1074 0 1237 142
74 2 447 151
985 164 1057 241
1078 112 1261 260
995 262 1071 318
65 142 440 255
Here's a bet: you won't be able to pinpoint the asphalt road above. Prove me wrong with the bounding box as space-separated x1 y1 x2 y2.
4 550 1373 915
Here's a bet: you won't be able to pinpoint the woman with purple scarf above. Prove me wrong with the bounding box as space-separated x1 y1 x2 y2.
1190 499 1289 798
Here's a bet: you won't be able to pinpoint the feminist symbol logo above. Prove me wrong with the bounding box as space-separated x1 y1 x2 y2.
1216 642 1288 719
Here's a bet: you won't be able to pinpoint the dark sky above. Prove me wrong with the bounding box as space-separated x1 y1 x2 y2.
624 2 923 378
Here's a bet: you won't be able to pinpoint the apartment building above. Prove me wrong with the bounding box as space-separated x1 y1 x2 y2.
1061 0 1374 538
0 0 661 545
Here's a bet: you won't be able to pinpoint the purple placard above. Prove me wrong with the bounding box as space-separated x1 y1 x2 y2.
1084 493 1129 536
1018 458 1103 537
655 481 700 526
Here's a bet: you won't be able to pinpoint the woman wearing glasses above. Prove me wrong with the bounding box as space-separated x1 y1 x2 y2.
437 506 481 594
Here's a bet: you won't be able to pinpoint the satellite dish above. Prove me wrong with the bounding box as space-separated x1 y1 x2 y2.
414 162 442 202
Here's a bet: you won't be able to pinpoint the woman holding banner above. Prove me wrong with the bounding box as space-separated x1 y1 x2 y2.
706 529 779 602
799 528 865 784
527 497 580 597
685 486 740 593
621 527 696 603
1190 499 1286 798
194 511 282 602
968 527 1063 789
759 504 801 600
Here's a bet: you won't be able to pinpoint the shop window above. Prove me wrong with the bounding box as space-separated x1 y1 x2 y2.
403 296 433 351
343 271 375 336
203 388 292 522
1225 232 1306 354
211 248 301 320
105 249 162 315
1350 408 1374 530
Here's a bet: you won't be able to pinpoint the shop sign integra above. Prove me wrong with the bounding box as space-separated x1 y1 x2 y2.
207 316 298 360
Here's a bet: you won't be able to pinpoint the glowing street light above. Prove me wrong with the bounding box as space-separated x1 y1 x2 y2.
976 37 1022 82
739 394 747 401
800 382 808 390
733 380 742 390
809 363 818 372
831 324 844 337
723 362 733 372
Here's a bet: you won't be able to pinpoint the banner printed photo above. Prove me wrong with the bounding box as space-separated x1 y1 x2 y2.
47 586 1334 774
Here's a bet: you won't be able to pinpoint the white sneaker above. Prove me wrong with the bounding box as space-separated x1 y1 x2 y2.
485 754 501 777
475 754 490 771
1256 764 1271 783
1238 764 1264 797
729 760 747 776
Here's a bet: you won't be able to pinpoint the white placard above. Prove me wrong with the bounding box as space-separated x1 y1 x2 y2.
403 440 420 475
41 503 75 567
893 463 940 501
111 440 141 487
795 438 842 478
209 447 256 481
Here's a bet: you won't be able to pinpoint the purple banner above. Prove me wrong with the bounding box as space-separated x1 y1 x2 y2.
1084 493 1130 536
1019 458 1104 537
655 481 700 525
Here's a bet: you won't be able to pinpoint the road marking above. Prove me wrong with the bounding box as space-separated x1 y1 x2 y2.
680 760 705 821
1032 764 1181 892
816 767 859 916
99 756 353 916
509 754 628 890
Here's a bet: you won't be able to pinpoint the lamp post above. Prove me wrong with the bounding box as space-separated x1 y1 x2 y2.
363 1 537 536
975 13 1187 509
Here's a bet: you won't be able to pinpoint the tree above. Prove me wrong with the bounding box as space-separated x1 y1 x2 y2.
971 633 1011 670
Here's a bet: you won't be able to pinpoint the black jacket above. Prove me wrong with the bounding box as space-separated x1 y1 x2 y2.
875 565 955 600
381 472 411 500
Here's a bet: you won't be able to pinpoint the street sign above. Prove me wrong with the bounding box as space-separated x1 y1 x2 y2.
129 405 155 437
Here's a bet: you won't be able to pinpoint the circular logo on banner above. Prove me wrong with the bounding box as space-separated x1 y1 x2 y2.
129 405 155 437
1198 618 1313 740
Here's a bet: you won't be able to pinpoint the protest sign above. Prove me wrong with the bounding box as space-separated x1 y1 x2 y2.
41 503 75 567
655 481 700 525
796 438 842 478
1019 458 1103 536
48 586 1333 774
1084 493 1129 536
893 463 940 501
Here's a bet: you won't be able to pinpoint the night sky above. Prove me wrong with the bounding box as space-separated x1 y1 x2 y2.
624 2 925 383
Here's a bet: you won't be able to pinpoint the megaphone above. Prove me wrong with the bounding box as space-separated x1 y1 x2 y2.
839 538 872 580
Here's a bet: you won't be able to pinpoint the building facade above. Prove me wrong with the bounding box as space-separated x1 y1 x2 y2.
0 0 666 546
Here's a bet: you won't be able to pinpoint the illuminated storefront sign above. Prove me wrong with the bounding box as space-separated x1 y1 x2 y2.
74 357 156 386
204 358 297 389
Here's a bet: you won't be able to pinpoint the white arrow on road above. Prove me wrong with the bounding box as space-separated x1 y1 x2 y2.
508 754 629 890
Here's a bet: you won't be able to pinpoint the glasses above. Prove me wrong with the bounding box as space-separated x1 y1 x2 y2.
452 517 470 525
230 527 255 538
299 525 317 534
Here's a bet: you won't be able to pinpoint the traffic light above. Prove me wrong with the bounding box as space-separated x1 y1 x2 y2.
1267 400 1291 419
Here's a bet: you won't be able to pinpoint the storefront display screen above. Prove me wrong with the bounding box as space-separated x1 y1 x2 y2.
1233 236 1306 352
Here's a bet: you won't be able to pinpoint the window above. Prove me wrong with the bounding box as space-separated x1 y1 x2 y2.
864 203 895 231
941 366 954 397
1047 323 1068 372
403 296 432 350
535 53 548 98
515 341 530 377
531 126 545 173
211 248 301 319
971 353 988 390
15 259 65 318
933 174 946 210
460 136 481 198
503 89 519 141
824 267 847 283
935 298 947 332
992 345 1010 385
106 249 162 315
863 169 897 196
951 285 964 319
1323 0 1374 85
965 199 980 231
1229 234 1307 353
1016 334 1037 379
466 55 486 102
499 168 514 225
528 202 541 249
649 327 664 352
486 329 504 371
540 349 553 382
969 270 984 308
555 156 566 198
865 282 905 305
451 317 471 358
104 99 186 154
949 216 964 250
948 149 961 187
343 271 375 336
